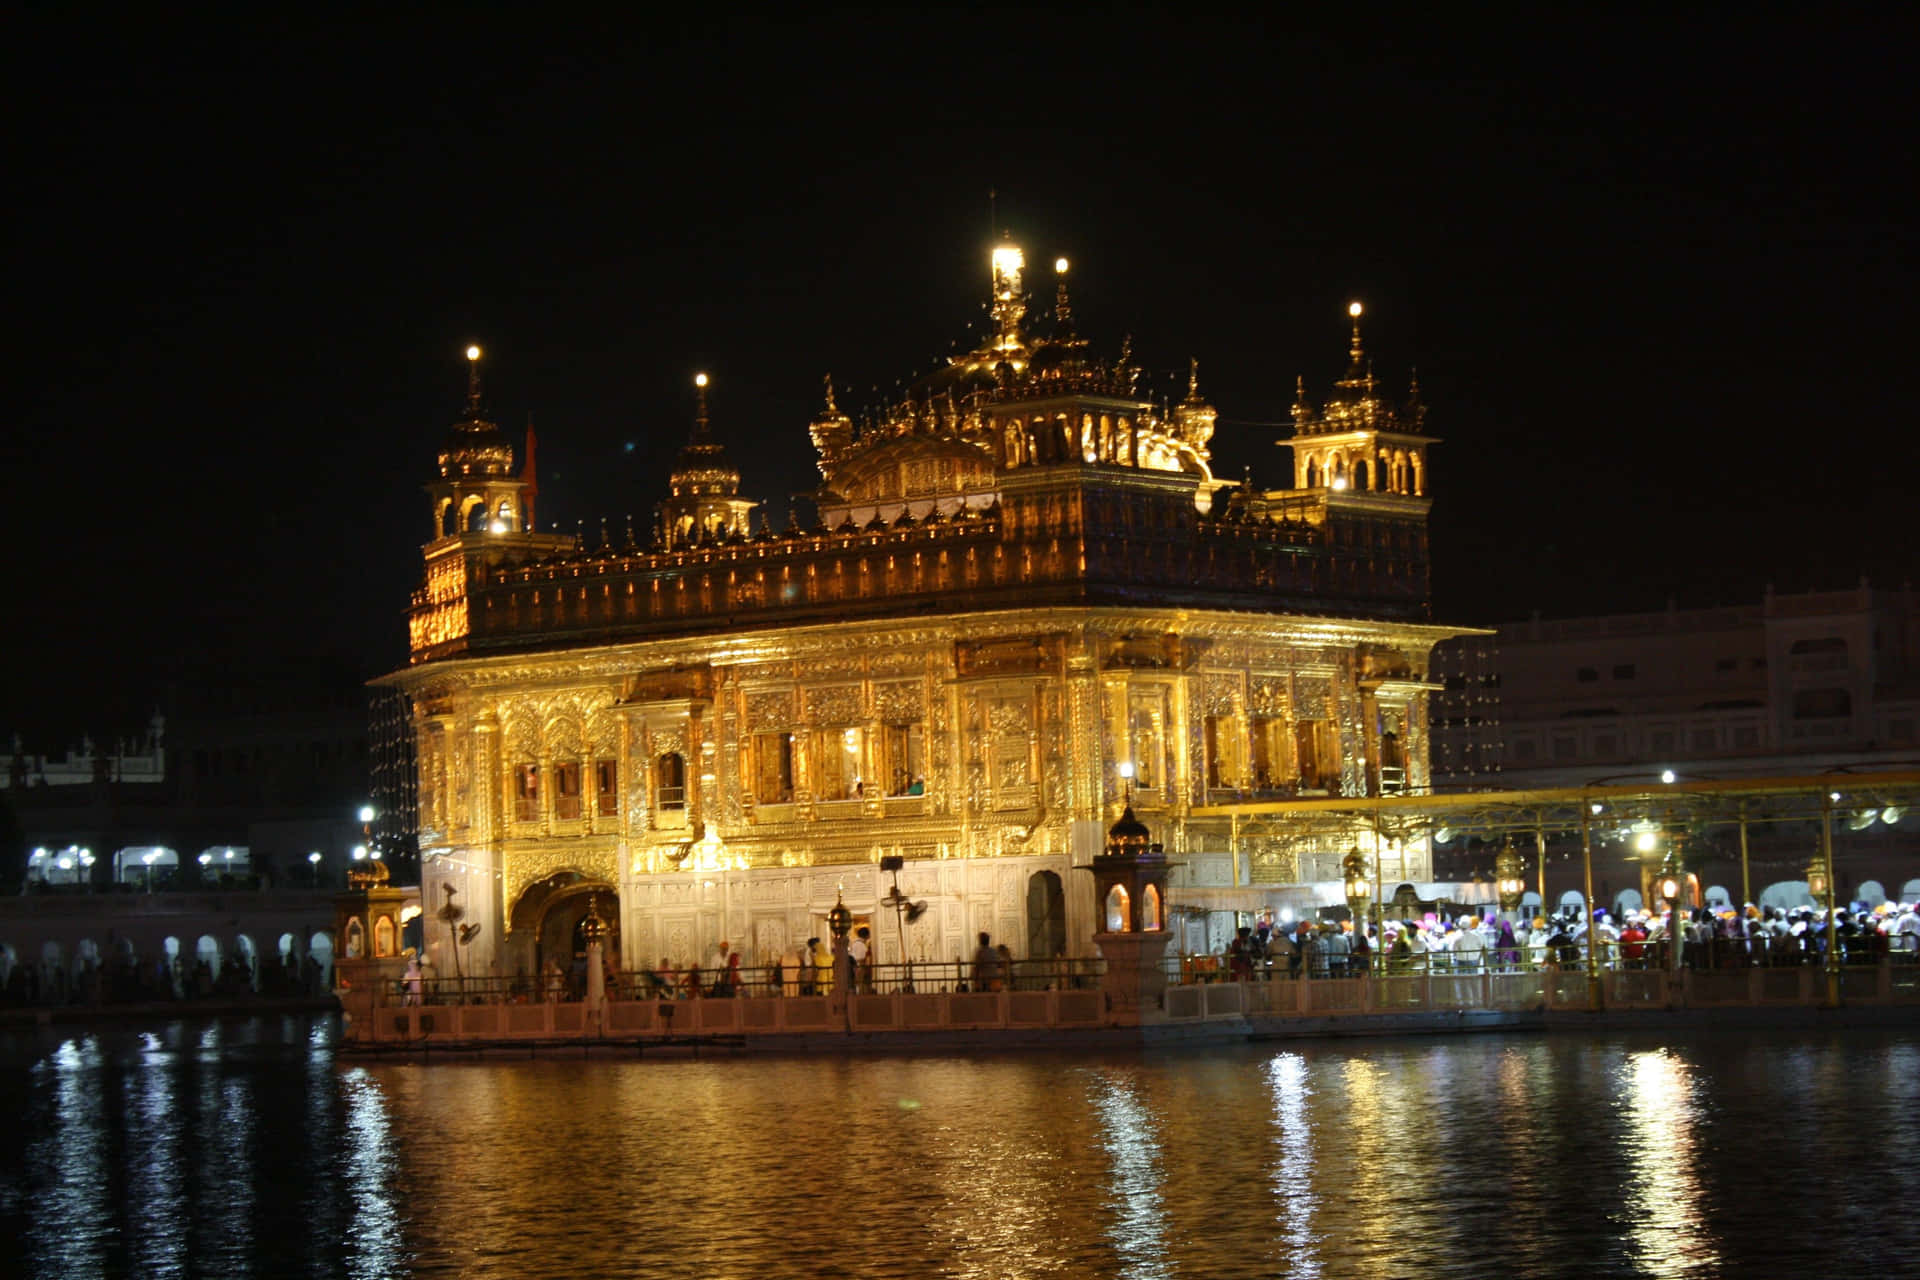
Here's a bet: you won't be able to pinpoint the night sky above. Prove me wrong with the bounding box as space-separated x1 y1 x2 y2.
8 13 1911 746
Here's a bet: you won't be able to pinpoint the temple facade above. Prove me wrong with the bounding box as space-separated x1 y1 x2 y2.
379 240 1465 982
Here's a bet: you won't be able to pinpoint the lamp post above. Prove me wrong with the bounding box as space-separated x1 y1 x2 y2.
1495 840 1526 919
1658 851 1684 982
1342 848 1372 972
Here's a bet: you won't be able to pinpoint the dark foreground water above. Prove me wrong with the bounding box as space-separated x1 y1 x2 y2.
2 1017 1916 1279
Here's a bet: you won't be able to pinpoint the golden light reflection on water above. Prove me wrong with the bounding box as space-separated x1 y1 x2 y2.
1620 1048 1720 1278
1092 1069 1168 1280
1266 1052 1321 1276
9 1021 1919 1278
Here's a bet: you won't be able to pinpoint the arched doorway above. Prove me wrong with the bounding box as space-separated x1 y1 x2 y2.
509 871 620 996
1026 871 1065 961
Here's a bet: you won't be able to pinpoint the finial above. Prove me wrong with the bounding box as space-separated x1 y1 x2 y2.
1054 257 1072 331
465 344 483 414
1347 301 1365 370
822 373 838 415
1187 356 1200 398
693 372 710 439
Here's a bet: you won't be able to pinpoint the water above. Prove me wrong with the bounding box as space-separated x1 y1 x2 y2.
2 1017 1916 1279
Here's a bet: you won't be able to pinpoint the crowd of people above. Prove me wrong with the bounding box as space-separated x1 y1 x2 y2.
1199 897 1920 980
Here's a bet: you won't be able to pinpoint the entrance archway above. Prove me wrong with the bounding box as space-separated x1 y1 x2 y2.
1026 871 1065 961
509 871 620 995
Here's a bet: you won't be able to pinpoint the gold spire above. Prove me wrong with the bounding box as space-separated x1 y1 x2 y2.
1185 356 1201 401
465 344 483 415
822 373 839 416
1346 301 1365 375
1054 257 1072 330
693 372 711 440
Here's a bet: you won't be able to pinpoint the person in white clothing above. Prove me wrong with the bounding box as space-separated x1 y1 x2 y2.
1451 919 1486 973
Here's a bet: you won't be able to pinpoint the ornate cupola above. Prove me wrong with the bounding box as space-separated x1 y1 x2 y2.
409 345 574 662
807 375 854 479
659 373 758 549
432 346 528 535
1171 358 1217 453
1285 301 1436 504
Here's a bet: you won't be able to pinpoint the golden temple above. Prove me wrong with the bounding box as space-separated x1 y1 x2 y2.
381 238 1468 980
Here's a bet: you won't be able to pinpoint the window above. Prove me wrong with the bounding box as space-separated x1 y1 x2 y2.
1612 664 1636 680
1552 736 1577 761
1250 715 1286 789
1294 719 1333 788
1733 727 1761 748
1128 696 1164 788
810 727 863 800
514 764 540 821
1650 730 1675 753
1592 734 1617 757
553 761 582 820
656 753 686 809
1203 713 1244 789
881 722 925 795
595 759 618 817
1511 738 1537 762
1576 667 1599 683
1689 729 1717 752
1888 719 1914 743
1715 658 1737 673
1792 688 1851 720
752 732 795 802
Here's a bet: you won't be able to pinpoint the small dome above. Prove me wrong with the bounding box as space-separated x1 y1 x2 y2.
1106 804 1152 855
438 412 514 478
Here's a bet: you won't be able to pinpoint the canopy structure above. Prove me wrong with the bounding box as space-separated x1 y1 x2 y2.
1191 766 1920 897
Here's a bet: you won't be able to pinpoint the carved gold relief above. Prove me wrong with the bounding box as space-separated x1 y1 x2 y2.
746 690 797 732
802 684 863 726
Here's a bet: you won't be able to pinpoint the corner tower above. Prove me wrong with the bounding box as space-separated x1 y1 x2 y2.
1285 302 1435 506
408 346 574 661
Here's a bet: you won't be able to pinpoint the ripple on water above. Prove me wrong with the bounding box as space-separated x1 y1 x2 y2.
3 1022 1919 1278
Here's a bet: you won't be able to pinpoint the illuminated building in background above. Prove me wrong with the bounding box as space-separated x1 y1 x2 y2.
380 238 1467 979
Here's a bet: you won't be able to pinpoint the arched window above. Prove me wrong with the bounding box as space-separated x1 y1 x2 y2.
466 501 489 533
1142 883 1163 931
1104 883 1131 933
657 753 686 809
496 499 514 530
440 501 456 537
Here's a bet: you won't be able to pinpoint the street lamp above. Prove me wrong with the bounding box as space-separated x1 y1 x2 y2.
1342 848 1372 968
1495 840 1526 916
1804 854 1827 903
1658 851 1684 979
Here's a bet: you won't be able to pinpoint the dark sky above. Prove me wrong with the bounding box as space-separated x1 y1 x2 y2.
7 13 1911 745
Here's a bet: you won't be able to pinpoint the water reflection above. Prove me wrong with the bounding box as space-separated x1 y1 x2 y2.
340 1067 406 1280
1620 1048 1721 1277
3 1022 1918 1278
1265 1052 1320 1276
1092 1069 1168 1280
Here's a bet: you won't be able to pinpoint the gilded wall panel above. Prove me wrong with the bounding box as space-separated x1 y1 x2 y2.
1200 672 1241 715
803 685 863 726
745 690 797 732
873 681 924 721
1250 676 1288 717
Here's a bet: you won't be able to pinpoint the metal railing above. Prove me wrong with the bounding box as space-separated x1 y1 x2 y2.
389 958 1105 1007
